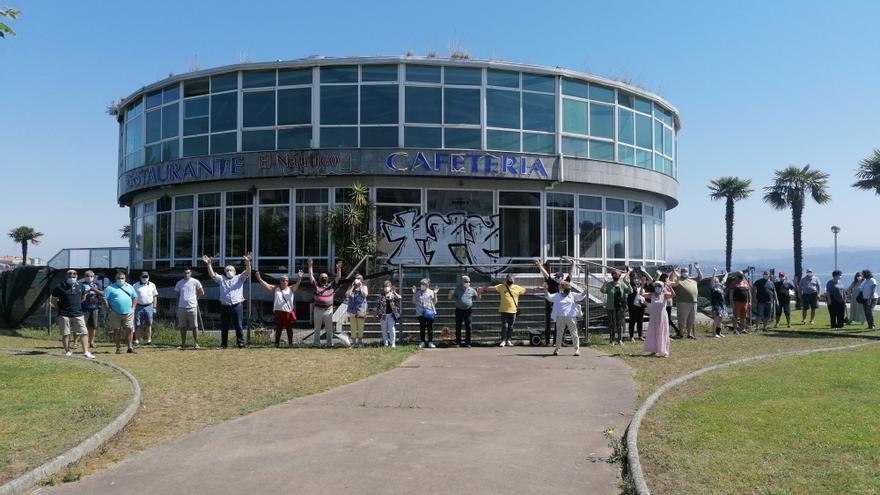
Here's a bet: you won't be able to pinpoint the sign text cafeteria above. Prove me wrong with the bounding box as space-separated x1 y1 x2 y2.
385 151 549 178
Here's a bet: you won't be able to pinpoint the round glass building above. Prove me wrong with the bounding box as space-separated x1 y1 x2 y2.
117 56 680 275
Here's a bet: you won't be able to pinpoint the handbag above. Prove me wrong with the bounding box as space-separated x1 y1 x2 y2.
856 292 866 304
422 309 436 320
355 307 367 318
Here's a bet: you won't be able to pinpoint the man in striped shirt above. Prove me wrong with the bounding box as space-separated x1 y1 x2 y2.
308 258 343 347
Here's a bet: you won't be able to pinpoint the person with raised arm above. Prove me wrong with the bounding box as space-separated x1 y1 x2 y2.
534 257 576 346
344 273 369 348
308 258 343 347
255 269 303 347
545 279 588 356
478 273 534 347
645 280 674 357
202 252 251 349
600 268 632 345
709 267 729 338
668 262 704 339
375 280 401 347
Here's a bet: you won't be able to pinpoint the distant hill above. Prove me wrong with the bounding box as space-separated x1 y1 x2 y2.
667 246 880 279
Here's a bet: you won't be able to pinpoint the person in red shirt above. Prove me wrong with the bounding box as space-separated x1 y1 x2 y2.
729 272 752 334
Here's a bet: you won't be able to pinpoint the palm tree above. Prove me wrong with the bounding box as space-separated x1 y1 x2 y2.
327 183 376 269
708 176 753 272
852 149 880 194
763 165 831 282
8 226 43 265
120 224 131 239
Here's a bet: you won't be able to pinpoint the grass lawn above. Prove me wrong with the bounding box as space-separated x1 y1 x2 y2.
0 326 416 482
640 345 880 495
597 308 880 494
0 351 130 484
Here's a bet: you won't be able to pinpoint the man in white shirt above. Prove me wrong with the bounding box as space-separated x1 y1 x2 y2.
174 268 205 349
202 252 252 348
132 271 159 345
546 280 589 356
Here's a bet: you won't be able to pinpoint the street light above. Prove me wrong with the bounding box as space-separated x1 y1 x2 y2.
831 225 841 271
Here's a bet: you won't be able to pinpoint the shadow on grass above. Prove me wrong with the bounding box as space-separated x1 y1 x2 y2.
764 328 880 341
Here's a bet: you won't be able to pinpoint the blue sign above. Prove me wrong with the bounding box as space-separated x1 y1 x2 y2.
385 151 549 178
122 157 244 190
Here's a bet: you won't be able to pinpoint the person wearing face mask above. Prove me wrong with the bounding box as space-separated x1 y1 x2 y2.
174 268 205 349
132 271 159 346
667 262 704 339
308 258 343 347
448 275 480 347
103 271 138 354
860 269 878 330
601 268 633 345
413 279 438 348
645 281 674 357
81 270 106 349
203 252 252 349
52 269 94 359
375 281 401 347
478 274 530 347
255 270 304 347
753 270 778 332
798 269 821 325
848 272 866 325
534 257 576 346
774 272 796 328
545 280 588 356
826 270 847 329
627 267 652 342
345 274 369 348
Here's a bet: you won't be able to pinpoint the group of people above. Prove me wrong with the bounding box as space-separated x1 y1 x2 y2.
53 253 880 359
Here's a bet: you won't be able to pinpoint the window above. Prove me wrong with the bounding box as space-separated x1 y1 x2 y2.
174 210 193 260
618 145 635 165
242 70 276 89
487 89 520 129
444 128 480 149
563 99 588 135
225 191 253 260
405 87 441 124
618 109 634 145
579 195 602 210
546 193 574 208
295 189 329 259
547 193 574 258
184 78 209 97
562 78 588 99
321 65 357 83
320 85 357 124
645 217 656 260
243 91 275 128
444 66 481 85
320 127 357 148
578 210 602 258
562 136 588 158
376 188 421 256
522 73 555 93
277 88 311 125
278 127 311 149
211 132 237 154
427 190 493 215
211 73 238 93
259 189 289 259
523 133 554 154
362 64 398 82
211 92 237 132
183 136 208 157
589 83 615 103
628 215 643 259
606 198 625 212
444 88 480 125
405 65 441 83
360 85 398 124
635 114 653 149
606 213 625 259
278 68 311 86
487 130 520 151
522 93 555 132
405 126 441 148
184 97 209 136
488 69 518 88
242 130 275 151
360 126 398 147
499 191 540 258
590 140 614 161
590 103 613 138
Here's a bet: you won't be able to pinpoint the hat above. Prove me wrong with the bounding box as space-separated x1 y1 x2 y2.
806 268 813 273
279 275 290 281
778 272 786 277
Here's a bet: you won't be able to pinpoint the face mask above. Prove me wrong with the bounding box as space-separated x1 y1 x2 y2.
681 272 689 278
354 279 362 286
67 277 77 285
563 288 571 295
384 286 390 293
463 282 470 288
320 278 328 285
633 278 641 285
654 286 662 293
420 284 428 291
85 277 94 282
506 280 513 285
116 280 125 287
226 271 235 279
184 273 191 279
141 277 149 283
612 277 620 282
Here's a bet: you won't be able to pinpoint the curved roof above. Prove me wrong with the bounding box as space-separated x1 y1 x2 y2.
116 55 681 129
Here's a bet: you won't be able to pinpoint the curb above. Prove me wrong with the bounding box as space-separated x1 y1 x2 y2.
625 341 876 495
0 351 142 495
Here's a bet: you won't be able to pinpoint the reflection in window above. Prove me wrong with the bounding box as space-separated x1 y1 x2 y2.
563 99 588 135
320 86 357 124
296 205 328 257
635 114 653 149
427 190 493 215
243 91 276 127
606 213 625 259
404 127 441 148
578 210 602 258
156 213 171 259
225 207 253 259
142 214 155 260
361 85 399 124
259 206 289 257
500 208 540 258
405 87 441 124
444 88 480 125
487 89 520 129
523 93 555 132
547 208 573 257
628 215 643 259
590 103 613 139
198 209 220 259
174 211 193 259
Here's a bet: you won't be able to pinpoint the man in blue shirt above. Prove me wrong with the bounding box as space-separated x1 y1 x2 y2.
81 270 107 349
447 275 480 347
203 252 252 348
103 271 138 354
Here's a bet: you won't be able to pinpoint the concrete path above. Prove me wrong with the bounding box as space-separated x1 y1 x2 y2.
41 346 637 495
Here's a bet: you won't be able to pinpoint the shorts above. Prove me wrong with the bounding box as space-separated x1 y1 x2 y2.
733 301 750 319
776 301 791 317
754 302 772 318
57 315 87 336
134 304 154 326
84 309 100 329
711 305 727 318
108 311 134 331
273 310 295 331
176 307 199 330
802 292 818 310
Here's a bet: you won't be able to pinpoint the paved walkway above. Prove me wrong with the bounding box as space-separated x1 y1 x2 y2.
42 346 637 495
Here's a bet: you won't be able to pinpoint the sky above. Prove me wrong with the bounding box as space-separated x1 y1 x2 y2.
2 0 879 262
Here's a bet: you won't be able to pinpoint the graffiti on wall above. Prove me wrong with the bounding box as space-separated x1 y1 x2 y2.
380 209 511 273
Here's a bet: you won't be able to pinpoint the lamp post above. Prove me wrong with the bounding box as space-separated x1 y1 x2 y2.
831 225 841 271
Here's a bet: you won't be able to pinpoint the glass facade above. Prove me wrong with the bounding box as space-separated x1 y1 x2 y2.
131 187 666 268
120 61 678 177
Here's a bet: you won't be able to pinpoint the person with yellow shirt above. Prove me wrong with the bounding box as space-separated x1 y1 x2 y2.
478 274 535 347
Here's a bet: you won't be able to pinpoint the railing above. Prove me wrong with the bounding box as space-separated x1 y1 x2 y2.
47 247 129 270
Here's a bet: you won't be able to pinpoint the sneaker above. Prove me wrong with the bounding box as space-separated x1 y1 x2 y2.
687 335 697 340
616 340 623 346
427 342 436 348
391 343 396 348
177 345 184 350
553 348 560 356
64 351 72 357
661 352 669 358
135 339 140 346
127 347 137 354
714 334 721 338
810 320 815 325
787 323 792 328
574 349 580 356
116 347 123 354
84 352 96 359
145 340 152 345
506 340 514 347
499 341 506 347
194 344 201 350
719 333 726 338
419 342 426 349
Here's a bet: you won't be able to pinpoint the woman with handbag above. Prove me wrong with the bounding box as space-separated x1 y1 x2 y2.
413 279 437 348
345 274 369 348
254 270 303 347
375 280 401 347
849 272 866 324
